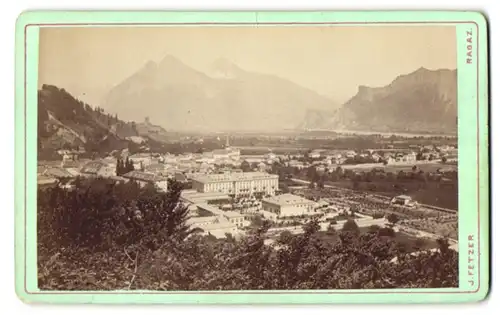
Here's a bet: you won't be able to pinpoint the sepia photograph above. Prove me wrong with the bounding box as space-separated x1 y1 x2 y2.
36 25 459 291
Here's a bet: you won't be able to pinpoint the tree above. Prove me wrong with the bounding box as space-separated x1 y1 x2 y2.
441 156 448 163
387 213 400 227
412 165 417 172
335 166 343 175
377 227 395 237
397 170 406 181
116 158 124 176
225 233 236 243
352 179 360 190
279 183 290 193
124 157 134 173
386 172 395 182
240 160 251 172
326 223 336 236
317 178 325 189
306 166 318 182
368 224 380 233
342 219 360 235
277 230 293 244
37 175 459 291
436 237 451 254
250 215 264 228
413 238 426 251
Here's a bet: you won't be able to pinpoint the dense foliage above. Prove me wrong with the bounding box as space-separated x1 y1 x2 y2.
38 178 458 290
271 162 458 210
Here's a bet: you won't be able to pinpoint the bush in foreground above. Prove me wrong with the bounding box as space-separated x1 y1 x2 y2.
37 178 458 290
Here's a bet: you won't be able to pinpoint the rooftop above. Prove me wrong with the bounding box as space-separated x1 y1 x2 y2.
44 167 74 178
196 203 225 216
181 189 199 195
212 148 240 155
61 160 81 168
129 153 152 159
37 175 58 185
187 216 217 225
174 173 188 182
122 170 168 182
263 193 316 206
203 222 236 231
80 161 108 174
145 163 166 172
180 191 231 204
394 195 412 200
192 171 278 183
223 211 245 218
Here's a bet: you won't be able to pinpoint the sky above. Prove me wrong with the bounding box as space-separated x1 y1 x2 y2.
38 25 457 107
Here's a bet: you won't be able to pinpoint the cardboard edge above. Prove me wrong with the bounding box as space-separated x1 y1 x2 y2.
13 10 490 304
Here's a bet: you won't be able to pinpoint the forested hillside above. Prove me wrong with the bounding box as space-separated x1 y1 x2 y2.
38 177 458 290
38 85 146 159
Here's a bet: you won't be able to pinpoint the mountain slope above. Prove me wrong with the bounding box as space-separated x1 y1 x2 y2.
103 55 337 132
300 68 458 134
38 85 144 159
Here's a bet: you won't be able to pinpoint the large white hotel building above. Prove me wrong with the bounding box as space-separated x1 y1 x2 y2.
191 172 279 197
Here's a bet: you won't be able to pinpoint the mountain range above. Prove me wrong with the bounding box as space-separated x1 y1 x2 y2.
103 56 457 134
299 67 458 134
102 55 337 132
42 54 458 144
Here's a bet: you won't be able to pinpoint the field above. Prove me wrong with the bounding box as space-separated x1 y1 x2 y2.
316 227 438 253
341 162 457 173
330 180 458 210
239 146 308 155
380 163 457 173
400 217 458 240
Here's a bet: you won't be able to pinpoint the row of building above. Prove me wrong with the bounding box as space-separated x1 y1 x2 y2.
182 185 326 239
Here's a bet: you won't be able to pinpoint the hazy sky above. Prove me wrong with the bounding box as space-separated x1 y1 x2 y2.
39 25 457 107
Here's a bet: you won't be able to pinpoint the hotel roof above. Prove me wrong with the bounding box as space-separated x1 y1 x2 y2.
180 191 231 204
192 171 278 183
187 216 217 225
122 170 168 182
263 193 317 206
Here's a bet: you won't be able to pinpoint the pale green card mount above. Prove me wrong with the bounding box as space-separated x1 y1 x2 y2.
15 11 489 304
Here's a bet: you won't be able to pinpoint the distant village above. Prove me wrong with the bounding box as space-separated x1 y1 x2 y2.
37 135 458 246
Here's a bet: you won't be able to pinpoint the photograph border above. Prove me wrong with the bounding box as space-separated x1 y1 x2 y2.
15 11 489 304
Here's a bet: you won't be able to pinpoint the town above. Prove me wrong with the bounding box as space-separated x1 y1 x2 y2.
33 24 463 292
37 133 458 251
